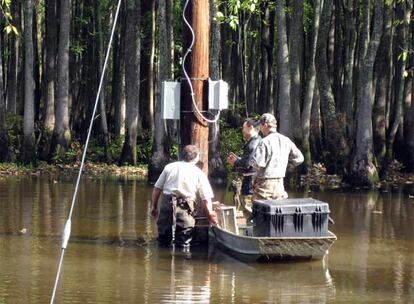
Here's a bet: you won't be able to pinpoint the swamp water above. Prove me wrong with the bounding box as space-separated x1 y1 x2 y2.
1 177 414 303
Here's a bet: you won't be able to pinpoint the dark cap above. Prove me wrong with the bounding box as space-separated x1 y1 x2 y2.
244 118 260 128
259 113 277 127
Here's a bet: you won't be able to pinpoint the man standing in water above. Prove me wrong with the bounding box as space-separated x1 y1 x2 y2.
250 113 304 200
150 145 217 248
227 118 261 214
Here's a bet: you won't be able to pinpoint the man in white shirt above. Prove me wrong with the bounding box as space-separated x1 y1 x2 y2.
250 113 304 200
151 145 217 248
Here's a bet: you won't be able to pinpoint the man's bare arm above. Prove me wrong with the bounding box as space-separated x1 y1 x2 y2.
203 199 217 225
151 187 162 218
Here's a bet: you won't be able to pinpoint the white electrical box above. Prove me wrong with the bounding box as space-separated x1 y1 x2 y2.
208 79 229 110
161 81 181 120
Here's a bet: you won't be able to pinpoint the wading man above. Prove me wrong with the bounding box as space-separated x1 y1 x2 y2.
250 113 304 200
151 145 217 249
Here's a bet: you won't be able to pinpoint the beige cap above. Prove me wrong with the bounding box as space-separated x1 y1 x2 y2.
259 113 277 127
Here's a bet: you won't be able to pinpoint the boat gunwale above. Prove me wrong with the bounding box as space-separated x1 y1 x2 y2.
211 225 337 241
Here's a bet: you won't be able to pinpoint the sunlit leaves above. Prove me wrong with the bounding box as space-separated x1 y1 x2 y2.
398 50 408 62
397 50 410 78
215 0 260 30
4 24 18 35
1 0 19 36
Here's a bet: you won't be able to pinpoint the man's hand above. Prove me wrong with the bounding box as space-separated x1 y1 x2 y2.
227 152 239 166
207 211 218 225
151 207 159 219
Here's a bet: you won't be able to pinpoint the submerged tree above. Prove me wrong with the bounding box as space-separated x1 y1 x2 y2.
120 0 141 165
22 0 36 164
350 0 383 187
275 0 291 136
51 0 71 156
315 0 349 174
301 0 321 170
40 0 57 160
148 0 172 182
209 0 227 182
0 36 10 162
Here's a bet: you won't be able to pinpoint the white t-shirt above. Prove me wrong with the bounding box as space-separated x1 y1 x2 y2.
154 161 214 201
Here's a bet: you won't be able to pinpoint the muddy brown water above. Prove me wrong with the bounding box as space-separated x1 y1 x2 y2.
1 176 414 303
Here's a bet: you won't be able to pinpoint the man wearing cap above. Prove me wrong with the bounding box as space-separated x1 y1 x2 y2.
151 145 217 248
227 118 261 214
250 113 304 200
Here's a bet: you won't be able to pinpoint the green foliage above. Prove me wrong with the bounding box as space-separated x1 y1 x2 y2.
136 133 153 163
51 142 81 164
88 139 108 163
216 0 260 30
1 0 18 35
5 114 23 160
303 0 313 34
170 143 179 160
87 136 124 163
70 41 86 57
219 121 244 171
107 136 124 162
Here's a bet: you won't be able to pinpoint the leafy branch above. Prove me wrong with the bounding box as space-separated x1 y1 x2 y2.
1 0 19 35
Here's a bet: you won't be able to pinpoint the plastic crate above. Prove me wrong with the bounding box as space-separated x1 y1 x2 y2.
252 198 330 237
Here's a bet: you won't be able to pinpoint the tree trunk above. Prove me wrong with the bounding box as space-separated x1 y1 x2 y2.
221 11 235 104
235 19 246 110
289 0 303 145
315 0 349 174
148 0 172 182
302 0 321 170
310 86 322 161
6 0 20 115
385 2 410 166
0 34 11 161
259 2 271 113
208 0 226 183
40 0 57 160
404 5 414 172
51 0 71 156
246 15 258 114
275 0 291 136
94 0 109 158
22 0 36 164
147 0 156 131
372 4 392 170
341 0 357 138
120 0 141 165
350 0 383 187
333 0 343 114
112 6 125 138
33 4 41 121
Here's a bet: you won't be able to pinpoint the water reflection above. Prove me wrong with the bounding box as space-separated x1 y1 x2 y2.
1 177 414 303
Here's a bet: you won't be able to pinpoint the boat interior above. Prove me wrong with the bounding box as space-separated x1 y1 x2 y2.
214 204 253 236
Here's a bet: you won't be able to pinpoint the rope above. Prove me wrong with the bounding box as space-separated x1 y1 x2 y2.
49 0 122 302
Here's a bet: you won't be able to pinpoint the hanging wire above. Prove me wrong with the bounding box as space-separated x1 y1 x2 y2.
182 0 221 124
49 0 123 302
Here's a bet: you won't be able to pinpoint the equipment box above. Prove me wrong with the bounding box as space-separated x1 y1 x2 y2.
252 198 330 237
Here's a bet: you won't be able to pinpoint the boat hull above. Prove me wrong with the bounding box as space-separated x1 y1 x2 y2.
210 225 337 261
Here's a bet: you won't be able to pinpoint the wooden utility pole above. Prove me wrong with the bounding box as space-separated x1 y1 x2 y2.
180 0 210 174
